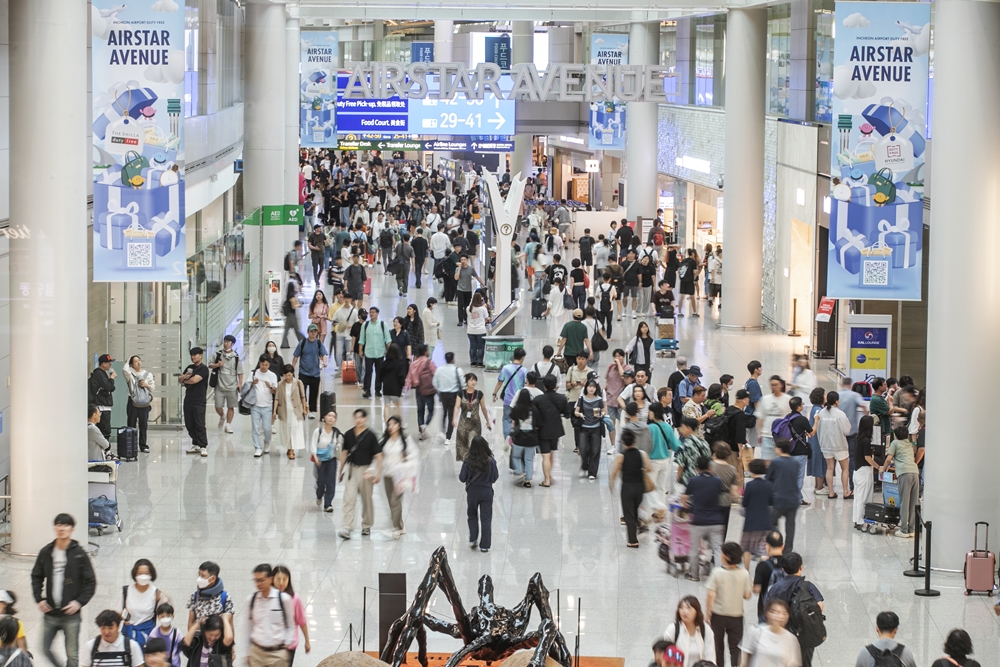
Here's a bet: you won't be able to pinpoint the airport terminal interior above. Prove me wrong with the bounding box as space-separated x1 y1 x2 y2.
1 1 999 667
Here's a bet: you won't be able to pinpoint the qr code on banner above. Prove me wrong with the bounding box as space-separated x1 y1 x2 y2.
125 241 154 269
861 259 889 287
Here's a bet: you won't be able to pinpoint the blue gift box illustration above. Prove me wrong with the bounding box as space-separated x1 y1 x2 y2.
94 182 184 257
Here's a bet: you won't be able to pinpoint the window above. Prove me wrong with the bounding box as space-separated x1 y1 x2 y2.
815 10 834 122
184 4 199 118
766 4 791 117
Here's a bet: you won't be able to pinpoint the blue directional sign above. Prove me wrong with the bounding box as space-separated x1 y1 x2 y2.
423 139 514 153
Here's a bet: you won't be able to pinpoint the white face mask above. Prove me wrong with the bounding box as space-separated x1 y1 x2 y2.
196 576 211 589
158 617 173 628
135 574 152 586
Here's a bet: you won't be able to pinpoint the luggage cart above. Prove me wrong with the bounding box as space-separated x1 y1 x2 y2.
88 460 122 535
861 470 899 534
655 316 678 358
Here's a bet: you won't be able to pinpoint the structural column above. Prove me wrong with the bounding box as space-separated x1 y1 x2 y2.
510 21 534 181
720 8 766 329
9 0 89 551
285 12 301 253
625 20 659 223
924 0 1000 569
245 1 287 312
433 21 454 163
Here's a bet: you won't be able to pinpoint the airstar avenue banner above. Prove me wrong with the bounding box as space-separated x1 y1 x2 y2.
92 0 186 281
300 31 339 148
827 1 929 300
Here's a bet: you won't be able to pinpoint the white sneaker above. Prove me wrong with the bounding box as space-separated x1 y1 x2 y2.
579 471 588 478
632 312 637 319
392 529 406 539
217 416 225 430
254 449 263 458
316 497 323 506
263 444 270 454
607 447 615 455
338 530 351 539
187 445 201 455
200 448 208 457
224 423 233 434
271 426 277 435
895 531 914 538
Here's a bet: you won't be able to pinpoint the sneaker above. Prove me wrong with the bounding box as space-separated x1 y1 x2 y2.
140 447 149 453
316 497 323 506
338 530 351 539
200 447 208 457
217 416 226 430
392 529 406 539
693 313 700 318
375 392 382 398
263 444 270 454
469 541 478 549
254 449 263 458
607 448 615 455
362 393 372 399
579 470 587 478
186 445 201 455
480 548 489 553
814 488 828 495
324 506 334 513
308 413 316 420
588 475 596 481
361 528 371 536
678 313 685 317
224 423 234 434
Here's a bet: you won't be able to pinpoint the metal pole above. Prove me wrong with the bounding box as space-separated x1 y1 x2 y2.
575 598 581 667
788 298 801 337
903 505 924 577
556 589 560 631
362 587 367 652
914 520 941 597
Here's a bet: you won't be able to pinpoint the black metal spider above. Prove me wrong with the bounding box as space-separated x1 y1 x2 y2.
380 546 573 667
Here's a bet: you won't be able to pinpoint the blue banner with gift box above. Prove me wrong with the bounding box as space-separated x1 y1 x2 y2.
92 0 186 281
301 31 338 148
828 1 929 300
587 33 629 150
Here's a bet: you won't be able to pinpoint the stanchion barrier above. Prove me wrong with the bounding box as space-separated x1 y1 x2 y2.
914 520 941 597
903 505 924 577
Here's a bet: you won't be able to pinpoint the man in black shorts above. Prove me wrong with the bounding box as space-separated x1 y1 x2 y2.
578 228 595 270
531 375 569 488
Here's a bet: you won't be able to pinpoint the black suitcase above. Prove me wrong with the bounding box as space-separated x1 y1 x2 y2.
531 297 546 319
320 391 336 418
117 426 139 461
864 502 899 524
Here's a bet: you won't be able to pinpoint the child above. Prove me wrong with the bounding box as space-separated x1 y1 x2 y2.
143 638 169 667
272 566 310 666
459 435 500 553
740 459 774 571
880 425 920 538
147 604 181 667
705 542 752 667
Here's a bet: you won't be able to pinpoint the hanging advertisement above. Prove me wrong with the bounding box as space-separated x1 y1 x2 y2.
827 2 929 300
485 34 511 70
588 33 628 150
411 42 434 63
91 0 185 282
301 31 338 147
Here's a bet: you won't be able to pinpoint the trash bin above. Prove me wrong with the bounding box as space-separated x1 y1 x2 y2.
484 337 509 371
504 338 526 358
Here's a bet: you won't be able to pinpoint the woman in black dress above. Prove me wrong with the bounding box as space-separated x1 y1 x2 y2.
609 429 651 548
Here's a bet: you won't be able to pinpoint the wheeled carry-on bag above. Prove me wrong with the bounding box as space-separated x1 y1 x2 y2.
341 359 357 384
117 426 139 461
320 390 336 418
531 297 547 319
964 521 996 595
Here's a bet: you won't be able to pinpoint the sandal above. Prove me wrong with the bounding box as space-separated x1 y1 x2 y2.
539 482 551 487
523 481 532 488
828 493 838 499
843 493 854 500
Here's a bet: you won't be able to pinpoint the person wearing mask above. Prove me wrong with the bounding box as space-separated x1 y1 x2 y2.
180 348 210 456
270 568 310 667
359 307 392 400
851 416 877 530
751 531 784 622
662 597 716 667
854 611 917 667
309 410 342 512
509 384 541 488
763 553 824 667
460 435 500 552
122 559 168 647
272 364 305 460
186 563 234 626
180 615 235 667
738 599 802 667
532 374 570 488
755 376 791 461
147 605 181 667
31 514 97 667
705 543 752 667
338 409 383 539
765 440 802 553
930 629 981 667
879 426 920 538
80 611 144 667
710 444 740 541
88 354 117 440
573 379 606 480
609 429 651 548
240 564 295 667
261 343 285 380
816 391 851 499
493 349 527 440
123 355 155 451
683 456 725 579
88 404 111 461
836 376 869 493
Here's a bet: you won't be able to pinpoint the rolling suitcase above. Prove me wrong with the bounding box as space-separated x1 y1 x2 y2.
363 277 372 295
531 297 546 319
320 390 336 418
341 359 357 384
116 426 139 461
964 521 996 595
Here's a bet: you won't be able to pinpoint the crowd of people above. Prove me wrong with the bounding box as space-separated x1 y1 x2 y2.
75 148 973 667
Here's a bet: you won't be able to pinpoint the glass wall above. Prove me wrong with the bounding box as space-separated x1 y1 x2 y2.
815 10 835 122
184 4 199 118
693 16 724 107
766 4 791 117
216 0 243 110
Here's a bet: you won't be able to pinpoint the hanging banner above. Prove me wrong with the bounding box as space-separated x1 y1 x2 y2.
91 0 186 282
301 31 338 147
827 2 929 300
411 42 434 63
485 34 511 70
588 33 628 150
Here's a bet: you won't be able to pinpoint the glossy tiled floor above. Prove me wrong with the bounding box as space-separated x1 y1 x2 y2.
4 246 997 667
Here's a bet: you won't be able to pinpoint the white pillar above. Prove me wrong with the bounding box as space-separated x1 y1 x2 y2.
626 21 659 223
510 21 534 181
10 0 89 551
924 0 1000 569
285 13 301 253
720 8 766 329
245 2 287 295
434 20 453 63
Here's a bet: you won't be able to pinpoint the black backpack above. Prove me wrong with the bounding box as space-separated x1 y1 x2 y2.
703 411 731 444
789 580 826 649
380 229 393 247
599 284 612 313
865 644 905 667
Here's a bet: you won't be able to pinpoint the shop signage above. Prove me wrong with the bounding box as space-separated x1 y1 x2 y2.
848 323 891 384
815 296 836 322
300 31 338 147
411 42 434 63
92 0 186 282
588 33 628 150
585 160 600 173
827 1 929 301
339 62 672 102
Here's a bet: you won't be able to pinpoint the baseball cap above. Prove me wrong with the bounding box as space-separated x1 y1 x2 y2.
623 369 636 378
572 308 584 319
687 365 703 377
307 323 319 332
223 334 237 343
98 354 114 364
488 246 497 252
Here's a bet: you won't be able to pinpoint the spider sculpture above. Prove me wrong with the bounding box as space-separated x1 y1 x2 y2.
380 546 573 667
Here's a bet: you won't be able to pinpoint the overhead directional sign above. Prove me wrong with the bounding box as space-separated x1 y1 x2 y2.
337 138 423 151
424 139 514 153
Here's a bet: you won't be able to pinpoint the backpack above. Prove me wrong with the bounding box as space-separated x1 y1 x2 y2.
91 631 132 667
380 229 393 247
249 591 289 628
703 411 731 444
534 362 556 381
653 229 664 246
599 284 612 313
865 644 905 667
770 413 797 442
766 559 787 591
788 580 826 649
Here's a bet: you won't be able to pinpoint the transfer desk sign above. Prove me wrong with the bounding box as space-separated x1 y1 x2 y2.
92 0 186 281
826 2 929 300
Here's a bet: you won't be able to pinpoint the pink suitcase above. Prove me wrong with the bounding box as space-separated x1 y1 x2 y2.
670 522 692 560
964 521 996 595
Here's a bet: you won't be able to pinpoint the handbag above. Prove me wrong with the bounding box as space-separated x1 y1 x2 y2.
643 471 656 493
121 150 150 187
208 352 221 388
562 291 573 310
870 167 897 205
591 323 609 352
552 355 569 374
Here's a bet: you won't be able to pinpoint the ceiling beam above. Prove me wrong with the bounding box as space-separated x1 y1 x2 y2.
296 2 730 21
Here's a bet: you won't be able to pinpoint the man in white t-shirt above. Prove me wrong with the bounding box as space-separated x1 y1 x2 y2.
425 206 442 230
249 355 278 458
531 346 563 392
81 610 145 667
755 375 792 461
301 163 313 180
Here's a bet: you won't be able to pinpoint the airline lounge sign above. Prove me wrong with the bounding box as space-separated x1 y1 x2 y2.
340 62 672 102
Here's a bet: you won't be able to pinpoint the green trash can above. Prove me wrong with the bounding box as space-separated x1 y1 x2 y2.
504 337 526 359
484 337 509 371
